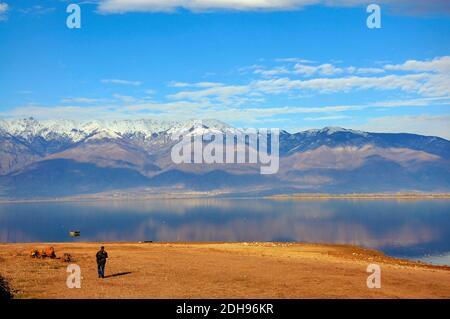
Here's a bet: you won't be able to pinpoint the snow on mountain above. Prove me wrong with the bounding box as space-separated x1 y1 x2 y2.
302 127 369 137
0 119 374 142
0 118 232 142
0 118 449 197
0 118 87 142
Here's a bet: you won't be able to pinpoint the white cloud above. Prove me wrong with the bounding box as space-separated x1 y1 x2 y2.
1 105 116 120
113 94 138 103
98 0 321 13
255 62 385 78
0 2 9 21
194 82 224 88
19 5 56 15
164 56 450 108
417 74 450 97
0 2 7 13
168 81 190 88
253 73 431 95
169 81 224 88
385 56 450 73
346 67 385 74
61 97 105 104
382 57 450 96
97 0 450 15
6 95 446 124
237 64 265 75
304 115 350 121
294 63 344 76
101 79 142 86
168 84 251 103
275 58 315 64
254 66 290 77
5 56 450 139
370 96 450 108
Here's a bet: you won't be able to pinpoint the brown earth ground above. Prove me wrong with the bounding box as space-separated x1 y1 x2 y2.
0 242 449 299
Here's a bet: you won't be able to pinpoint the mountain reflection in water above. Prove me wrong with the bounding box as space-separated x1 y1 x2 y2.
1 199 449 264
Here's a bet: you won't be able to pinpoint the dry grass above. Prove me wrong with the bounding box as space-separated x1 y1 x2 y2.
0 242 449 299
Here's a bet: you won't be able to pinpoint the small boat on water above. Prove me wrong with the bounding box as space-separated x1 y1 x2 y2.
69 230 80 238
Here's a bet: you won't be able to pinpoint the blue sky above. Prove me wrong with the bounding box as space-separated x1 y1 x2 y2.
0 0 449 137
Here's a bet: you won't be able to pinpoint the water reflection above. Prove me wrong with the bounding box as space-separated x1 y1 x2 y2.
0 199 449 263
419 253 450 266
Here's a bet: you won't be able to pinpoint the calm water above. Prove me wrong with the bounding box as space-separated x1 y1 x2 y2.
1 199 449 265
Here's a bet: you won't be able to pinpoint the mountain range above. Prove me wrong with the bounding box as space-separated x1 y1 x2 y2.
0 117 449 199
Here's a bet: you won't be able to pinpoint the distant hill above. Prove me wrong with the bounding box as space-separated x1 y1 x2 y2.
0 118 449 198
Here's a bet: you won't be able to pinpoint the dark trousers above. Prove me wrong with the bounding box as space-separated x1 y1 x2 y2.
97 263 106 277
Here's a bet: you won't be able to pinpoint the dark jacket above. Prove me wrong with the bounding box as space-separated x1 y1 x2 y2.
96 250 108 265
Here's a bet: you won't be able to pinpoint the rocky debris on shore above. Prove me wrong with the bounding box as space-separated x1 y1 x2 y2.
29 246 56 259
62 253 72 262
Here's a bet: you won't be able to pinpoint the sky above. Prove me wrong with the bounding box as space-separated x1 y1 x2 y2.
0 0 449 138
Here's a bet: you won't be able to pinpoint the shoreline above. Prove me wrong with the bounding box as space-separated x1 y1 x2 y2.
1 242 449 299
267 193 450 200
1 192 450 204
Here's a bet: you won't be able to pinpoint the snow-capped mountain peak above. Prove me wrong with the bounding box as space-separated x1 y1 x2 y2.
0 118 234 142
304 126 369 137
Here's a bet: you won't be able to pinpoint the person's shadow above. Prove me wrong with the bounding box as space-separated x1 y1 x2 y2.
104 272 132 278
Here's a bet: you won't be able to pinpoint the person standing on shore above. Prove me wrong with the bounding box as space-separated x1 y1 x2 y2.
96 246 108 278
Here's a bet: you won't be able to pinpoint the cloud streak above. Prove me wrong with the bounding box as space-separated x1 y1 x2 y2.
97 0 450 15
4 56 450 139
101 78 142 86
0 2 9 21
385 56 450 73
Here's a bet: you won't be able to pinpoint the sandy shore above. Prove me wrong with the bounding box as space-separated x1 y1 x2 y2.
1 242 449 299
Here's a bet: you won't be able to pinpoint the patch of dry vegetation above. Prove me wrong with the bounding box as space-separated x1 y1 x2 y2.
0 275 13 299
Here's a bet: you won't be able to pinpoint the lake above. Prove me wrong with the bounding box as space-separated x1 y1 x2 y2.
1 199 449 266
